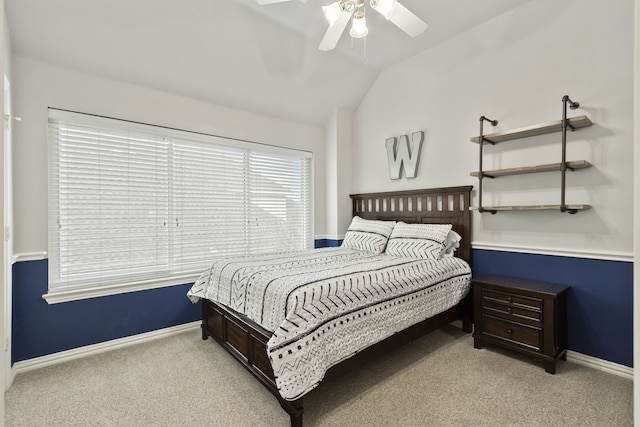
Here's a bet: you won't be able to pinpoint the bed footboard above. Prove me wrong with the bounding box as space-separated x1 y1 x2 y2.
201 299 304 426
201 292 471 427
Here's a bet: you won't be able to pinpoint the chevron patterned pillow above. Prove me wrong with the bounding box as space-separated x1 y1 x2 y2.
385 222 453 260
341 216 396 254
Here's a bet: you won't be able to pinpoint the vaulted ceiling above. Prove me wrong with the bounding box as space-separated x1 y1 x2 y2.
6 0 532 126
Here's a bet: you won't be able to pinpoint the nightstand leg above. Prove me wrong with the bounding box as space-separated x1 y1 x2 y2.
544 360 556 374
473 338 483 349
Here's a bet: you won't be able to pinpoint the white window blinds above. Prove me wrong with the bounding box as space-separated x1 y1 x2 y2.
47 109 313 297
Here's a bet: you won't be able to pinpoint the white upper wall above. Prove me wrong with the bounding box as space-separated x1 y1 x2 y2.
11 56 327 255
324 109 353 239
352 0 634 259
9 0 635 259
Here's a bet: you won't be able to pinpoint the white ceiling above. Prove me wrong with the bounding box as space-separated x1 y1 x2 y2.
6 0 532 126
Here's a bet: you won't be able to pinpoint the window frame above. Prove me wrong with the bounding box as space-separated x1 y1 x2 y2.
45 109 313 304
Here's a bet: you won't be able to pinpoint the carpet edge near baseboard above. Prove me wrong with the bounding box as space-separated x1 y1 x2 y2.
8 322 632 389
9 321 202 387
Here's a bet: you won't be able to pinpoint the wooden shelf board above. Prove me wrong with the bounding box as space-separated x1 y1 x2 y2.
470 115 593 144
470 204 591 212
470 160 591 178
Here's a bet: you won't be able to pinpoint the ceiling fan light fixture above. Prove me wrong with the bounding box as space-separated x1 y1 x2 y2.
349 10 368 38
370 0 397 19
323 2 345 26
254 0 427 51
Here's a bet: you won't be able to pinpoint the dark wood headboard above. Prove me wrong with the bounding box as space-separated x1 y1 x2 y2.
349 186 473 264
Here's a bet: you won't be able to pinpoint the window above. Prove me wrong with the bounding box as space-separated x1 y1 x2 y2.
46 109 312 303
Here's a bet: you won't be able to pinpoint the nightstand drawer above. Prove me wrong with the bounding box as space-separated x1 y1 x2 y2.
482 316 541 350
482 289 542 310
482 300 542 326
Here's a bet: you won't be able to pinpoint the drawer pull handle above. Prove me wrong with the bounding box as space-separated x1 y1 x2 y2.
507 297 512 302
507 307 512 314
507 329 513 334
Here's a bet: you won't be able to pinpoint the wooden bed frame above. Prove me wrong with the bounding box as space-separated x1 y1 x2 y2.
200 186 473 426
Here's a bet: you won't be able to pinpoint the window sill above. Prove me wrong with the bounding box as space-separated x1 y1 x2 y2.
42 274 199 304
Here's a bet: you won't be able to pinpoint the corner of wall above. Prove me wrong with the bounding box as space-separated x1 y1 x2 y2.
325 109 354 237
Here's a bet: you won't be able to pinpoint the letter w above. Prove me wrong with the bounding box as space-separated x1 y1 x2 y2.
385 131 424 180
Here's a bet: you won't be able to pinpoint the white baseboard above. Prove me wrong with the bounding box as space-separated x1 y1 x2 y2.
567 350 634 380
7 365 16 391
10 321 633 384
453 321 633 380
12 321 201 376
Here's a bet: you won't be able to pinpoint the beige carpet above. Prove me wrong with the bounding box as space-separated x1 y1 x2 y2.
5 326 633 426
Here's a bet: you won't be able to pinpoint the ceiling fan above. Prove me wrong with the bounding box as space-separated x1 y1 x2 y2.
254 0 428 51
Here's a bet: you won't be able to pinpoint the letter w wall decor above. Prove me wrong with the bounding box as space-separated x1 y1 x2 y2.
385 131 424 180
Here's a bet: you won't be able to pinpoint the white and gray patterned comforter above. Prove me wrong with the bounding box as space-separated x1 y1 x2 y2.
187 247 471 400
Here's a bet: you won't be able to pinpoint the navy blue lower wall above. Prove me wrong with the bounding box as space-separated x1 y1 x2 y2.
11 244 633 368
12 259 200 364
472 249 633 367
314 239 342 248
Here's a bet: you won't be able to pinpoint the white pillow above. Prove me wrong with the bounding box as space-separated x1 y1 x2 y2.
441 230 462 258
341 216 396 254
385 222 452 260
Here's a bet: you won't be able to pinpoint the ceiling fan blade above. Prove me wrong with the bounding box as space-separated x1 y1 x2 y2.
318 11 352 51
388 2 428 37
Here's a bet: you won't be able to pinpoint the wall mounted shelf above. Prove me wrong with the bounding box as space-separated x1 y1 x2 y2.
470 204 590 212
471 96 593 214
470 160 592 178
470 115 593 144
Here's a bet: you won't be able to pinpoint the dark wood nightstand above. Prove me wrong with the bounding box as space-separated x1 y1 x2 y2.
472 275 568 374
